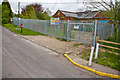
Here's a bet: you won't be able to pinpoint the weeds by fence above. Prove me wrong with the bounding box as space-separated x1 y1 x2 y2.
98 39 120 55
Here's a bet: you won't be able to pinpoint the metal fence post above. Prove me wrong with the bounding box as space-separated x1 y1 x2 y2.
67 20 70 41
55 25 56 37
94 20 97 47
44 20 47 34
111 24 114 36
48 20 50 36
117 25 120 42
91 26 94 46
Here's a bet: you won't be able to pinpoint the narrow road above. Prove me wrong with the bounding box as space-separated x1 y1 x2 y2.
2 27 100 78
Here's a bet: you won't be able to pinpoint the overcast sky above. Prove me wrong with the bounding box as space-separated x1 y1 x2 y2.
0 0 93 15
1 0 120 15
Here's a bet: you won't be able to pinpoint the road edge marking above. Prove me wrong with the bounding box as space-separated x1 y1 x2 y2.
64 54 120 79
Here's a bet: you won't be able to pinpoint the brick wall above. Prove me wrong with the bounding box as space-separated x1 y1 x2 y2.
53 10 109 21
53 10 75 20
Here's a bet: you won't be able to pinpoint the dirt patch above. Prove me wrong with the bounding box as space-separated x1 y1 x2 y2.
23 35 90 55
22 35 119 75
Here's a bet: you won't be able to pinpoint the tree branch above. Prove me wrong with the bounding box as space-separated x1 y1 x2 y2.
90 2 101 10
101 0 114 9
98 2 110 11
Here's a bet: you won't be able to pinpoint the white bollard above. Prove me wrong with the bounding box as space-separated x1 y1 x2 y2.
88 46 94 66
95 43 99 59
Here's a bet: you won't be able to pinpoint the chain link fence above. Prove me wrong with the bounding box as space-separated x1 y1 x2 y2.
13 17 98 45
97 20 114 40
69 20 95 44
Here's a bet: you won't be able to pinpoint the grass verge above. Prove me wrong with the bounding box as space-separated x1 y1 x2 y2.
80 49 120 71
3 24 119 71
3 24 47 36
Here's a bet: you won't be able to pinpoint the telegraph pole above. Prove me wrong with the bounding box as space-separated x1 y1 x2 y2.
18 2 20 18
18 2 20 29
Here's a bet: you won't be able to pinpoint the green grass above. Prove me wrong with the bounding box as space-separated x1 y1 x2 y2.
67 52 72 55
102 36 120 53
80 49 120 71
2 23 68 42
73 43 84 47
3 24 47 36
56 37 67 41
102 43 120 53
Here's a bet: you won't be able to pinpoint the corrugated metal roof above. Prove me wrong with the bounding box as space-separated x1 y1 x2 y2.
77 11 99 19
59 10 100 19
61 11 78 18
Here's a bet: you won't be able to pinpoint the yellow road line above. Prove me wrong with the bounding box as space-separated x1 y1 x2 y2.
64 54 120 79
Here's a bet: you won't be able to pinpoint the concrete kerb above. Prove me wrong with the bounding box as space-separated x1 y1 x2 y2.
4 27 119 78
64 54 120 79
22 34 119 79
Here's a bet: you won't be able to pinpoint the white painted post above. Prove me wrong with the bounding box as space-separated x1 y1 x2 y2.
88 46 94 66
95 43 99 59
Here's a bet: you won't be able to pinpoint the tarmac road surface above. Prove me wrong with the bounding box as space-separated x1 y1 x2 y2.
2 27 100 78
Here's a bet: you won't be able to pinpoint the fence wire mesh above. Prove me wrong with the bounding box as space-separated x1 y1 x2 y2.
13 17 112 44
97 20 114 40
69 20 95 44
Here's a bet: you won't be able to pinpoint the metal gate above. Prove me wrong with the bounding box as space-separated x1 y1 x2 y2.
13 17 96 46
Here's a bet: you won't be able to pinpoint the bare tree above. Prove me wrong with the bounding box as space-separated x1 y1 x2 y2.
76 0 120 28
